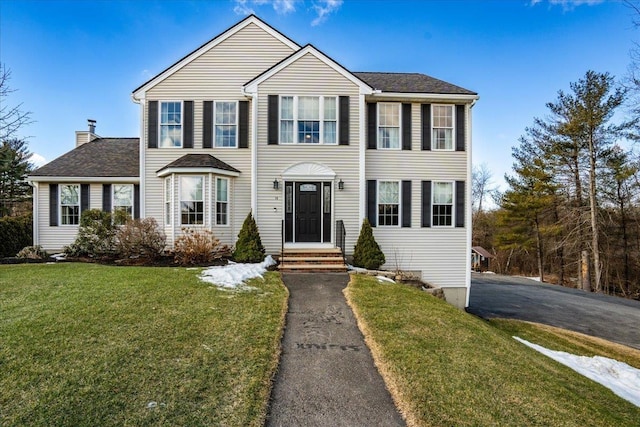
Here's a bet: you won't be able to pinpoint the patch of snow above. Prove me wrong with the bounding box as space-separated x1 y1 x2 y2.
514 336 640 407
482 271 496 274
377 275 395 284
199 255 276 289
347 264 368 273
50 253 66 261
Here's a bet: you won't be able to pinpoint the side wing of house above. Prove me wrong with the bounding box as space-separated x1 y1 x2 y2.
133 16 299 247
363 96 474 308
28 138 140 252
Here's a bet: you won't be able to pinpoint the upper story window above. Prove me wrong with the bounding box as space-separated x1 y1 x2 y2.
113 184 134 223
180 176 203 225
378 181 399 226
160 101 182 148
378 103 400 149
279 96 338 144
60 184 80 225
215 101 237 148
432 105 454 150
432 181 453 226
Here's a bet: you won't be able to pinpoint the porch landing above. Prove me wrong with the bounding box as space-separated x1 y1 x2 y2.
278 248 347 273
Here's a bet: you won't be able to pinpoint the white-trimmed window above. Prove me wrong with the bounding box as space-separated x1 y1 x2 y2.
214 101 237 147
180 176 204 225
160 101 182 148
432 181 454 226
279 96 338 144
60 184 80 225
165 177 172 225
378 181 400 226
216 177 229 226
113 184 133 224
378 103 400 149
432 105 454 150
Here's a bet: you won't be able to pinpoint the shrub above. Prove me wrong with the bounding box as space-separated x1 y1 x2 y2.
64 209 116 257
17 245 48 259
0 213 32 257
174 228 231 266
353 218 386 270
233 212 265 263
116 217 166 259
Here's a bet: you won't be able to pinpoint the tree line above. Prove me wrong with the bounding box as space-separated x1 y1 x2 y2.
474 70 640 299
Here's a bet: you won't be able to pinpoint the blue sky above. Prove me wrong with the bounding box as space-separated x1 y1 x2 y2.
1 0 637 190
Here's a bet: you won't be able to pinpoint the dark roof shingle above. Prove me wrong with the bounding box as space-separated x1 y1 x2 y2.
157 154 241 174
30 138 139 178
353 72 476 95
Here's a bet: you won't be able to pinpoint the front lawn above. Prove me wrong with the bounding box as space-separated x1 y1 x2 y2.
345 274 640 427
0 263 287 426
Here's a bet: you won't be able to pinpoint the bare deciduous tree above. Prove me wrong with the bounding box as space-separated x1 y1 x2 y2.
0 63 33 140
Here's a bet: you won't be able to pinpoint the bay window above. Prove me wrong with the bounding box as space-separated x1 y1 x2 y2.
216 177 229 226
180 176 204 225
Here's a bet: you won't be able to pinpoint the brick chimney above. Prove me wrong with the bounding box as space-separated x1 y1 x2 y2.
75 119 99 147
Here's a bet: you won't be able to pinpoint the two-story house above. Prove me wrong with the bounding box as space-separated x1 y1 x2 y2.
28 15 478 308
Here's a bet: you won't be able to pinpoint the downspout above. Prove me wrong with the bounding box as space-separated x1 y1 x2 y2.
465 96 479 308
241 89 258 219
28 180 39 246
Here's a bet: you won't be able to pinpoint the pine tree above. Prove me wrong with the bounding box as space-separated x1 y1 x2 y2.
233 212 265 263
353 218 385 270
0 138 32 216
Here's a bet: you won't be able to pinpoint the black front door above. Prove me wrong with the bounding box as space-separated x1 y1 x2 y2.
295 182 321 242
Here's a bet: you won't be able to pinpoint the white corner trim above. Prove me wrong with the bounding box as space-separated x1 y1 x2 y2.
465 102 473 308
358 93 366 222
244 45 374 94
132 16 299 100
250 92 258 217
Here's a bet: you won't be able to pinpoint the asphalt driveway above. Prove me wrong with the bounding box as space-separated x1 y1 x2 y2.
467 273 640 350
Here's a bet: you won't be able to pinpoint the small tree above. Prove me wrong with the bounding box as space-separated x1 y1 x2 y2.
233 212 265 263
353 218 385 270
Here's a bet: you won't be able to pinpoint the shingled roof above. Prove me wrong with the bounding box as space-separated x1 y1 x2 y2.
353 72 476 95
29 138 139 178
156 154 241 175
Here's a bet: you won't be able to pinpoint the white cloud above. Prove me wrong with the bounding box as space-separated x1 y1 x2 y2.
531 0 604 10
30 153 47 167
311 0 343 26
233 0 341 25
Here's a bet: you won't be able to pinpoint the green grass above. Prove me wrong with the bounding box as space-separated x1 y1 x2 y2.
345 274 640 427
0 263 288 427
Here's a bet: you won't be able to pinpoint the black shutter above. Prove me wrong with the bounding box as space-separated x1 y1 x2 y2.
134 184 140 219
102 184 111 212
81 184 90 213
456 104 465 151
203 101 213 148
402 180 411 227
49 184 58 226
402 103 412 150
183 101 194 148
339 96 349 145
421 104 431 151
367 102 377 149
239 100 249 148
367 180 377 227
148 101 158 148
456 181 465 227
422 180 431 228
268 95 279 145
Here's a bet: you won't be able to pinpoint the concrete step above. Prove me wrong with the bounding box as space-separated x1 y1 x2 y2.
278 263 347 273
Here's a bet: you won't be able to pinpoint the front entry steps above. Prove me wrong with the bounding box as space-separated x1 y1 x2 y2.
278 248 347 273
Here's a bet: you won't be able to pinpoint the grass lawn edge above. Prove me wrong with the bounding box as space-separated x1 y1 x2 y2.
343 275 415 427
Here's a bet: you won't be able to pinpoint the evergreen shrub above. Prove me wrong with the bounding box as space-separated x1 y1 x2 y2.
0 213 32 257
352 218 386 270
233 212 265 263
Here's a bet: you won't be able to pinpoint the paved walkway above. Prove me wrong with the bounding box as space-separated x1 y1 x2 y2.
266 273 405 427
